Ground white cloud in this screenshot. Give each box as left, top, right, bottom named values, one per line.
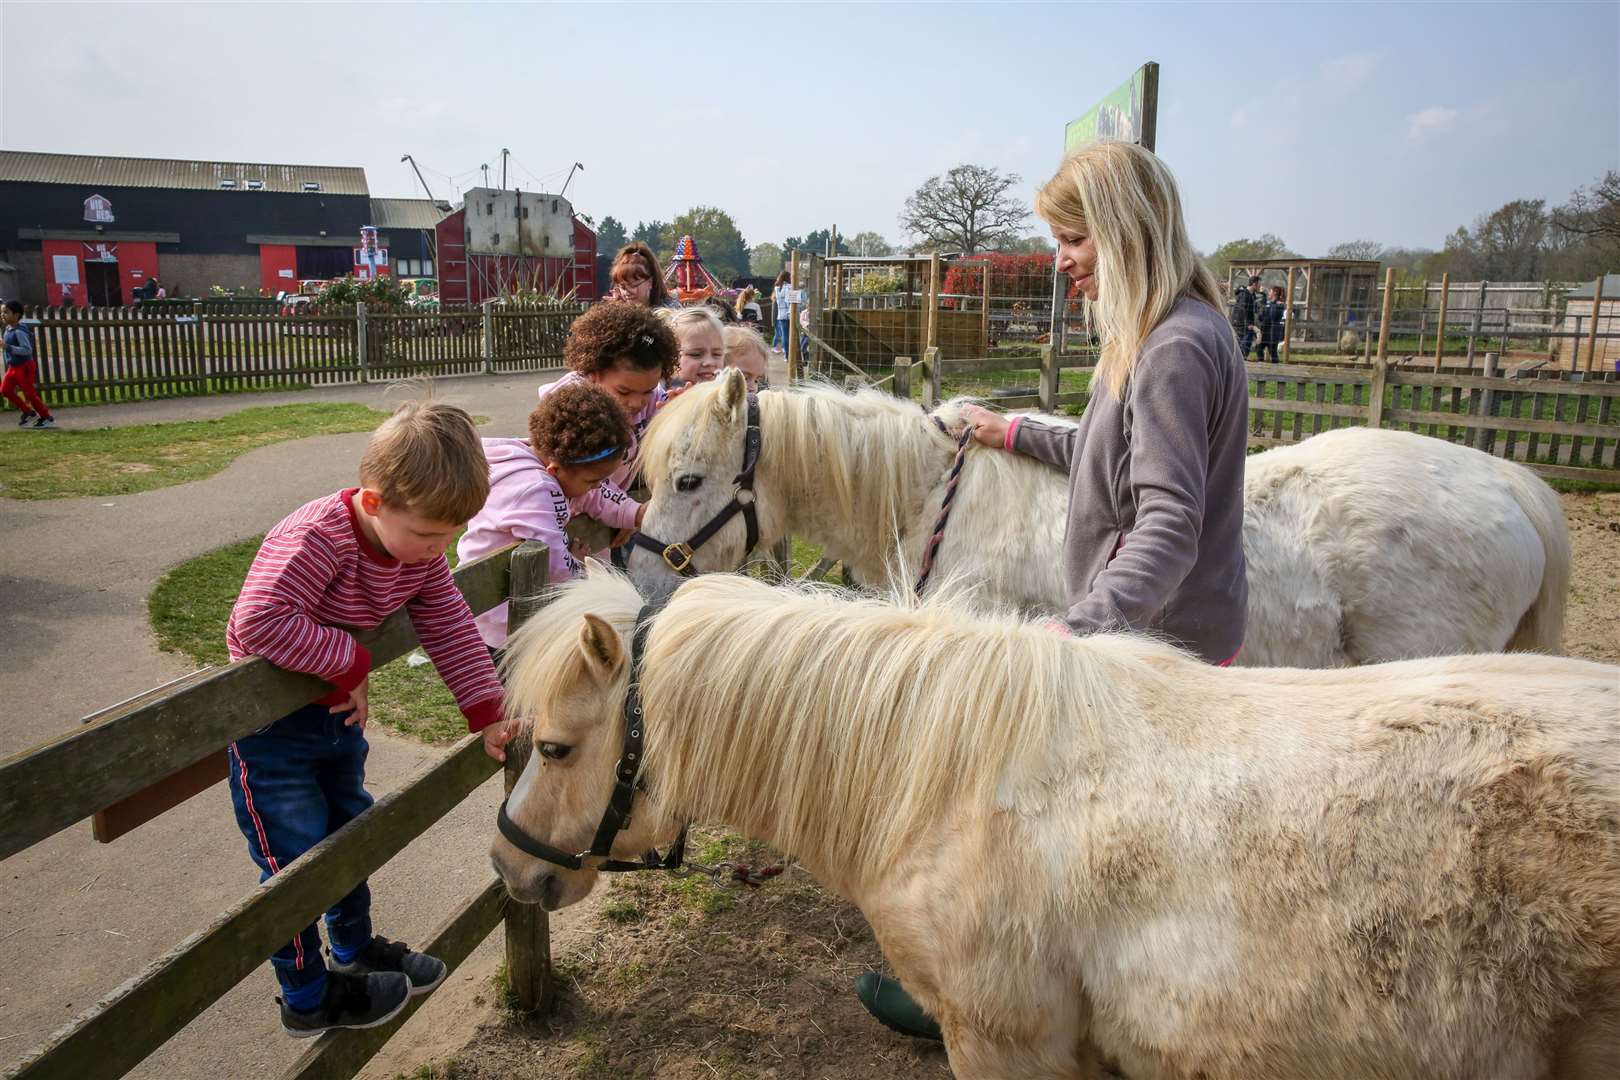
left=1406, top=105, right=1459, bottom=140
left=1319, top=51, right=1379, bottom=95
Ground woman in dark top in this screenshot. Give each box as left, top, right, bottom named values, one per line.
left=857, top=140, right=1251, bottom=1042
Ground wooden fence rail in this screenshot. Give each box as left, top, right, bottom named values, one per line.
left=10, top=302, right=585, bottom=409
left=0, top=542, right=555, bottom=1080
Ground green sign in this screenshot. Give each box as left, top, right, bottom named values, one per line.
left=1064, top=62, right=1159, bottom=152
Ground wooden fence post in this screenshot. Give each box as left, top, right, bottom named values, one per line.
left=1281, top=265, right=1297, bottom=362
left=1038, top=344, right=1058, bottom=412
left=481, top=300, right=496, bottom=375
left=926, top=252, right=941, bottom=351
left=190, top=300, right=206, bottom=388
left=502, top=542, right=553, bottom=1016
left=980, top=262, right=992, bottom=353
left=354, top=302, right=370, bottom=384
left=924, top=346, right=942, bottom=410
left=1416, top=278, right=1428, bottom=359
left=1582, top=275, right=1604, bottom=376
left=892, top=355, right=912, bottom=400
left=1375, top=266, right=1396, bottom=363
left=788, top=251, right=801, bottom=383
left=1466, top=279, right=1488, bottom=369
left=1472, top=352, right=1500, bottom=451
left=1366, top=357, right=1388, bottom=429
left=1433, top=272, right=1450, bottom=370
left=808, top=253, right=823, bottom=377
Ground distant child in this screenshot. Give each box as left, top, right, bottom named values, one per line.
left=225, top=398, right=513, bottom=1037
left=2, top=300, right=56, bottom=429
left=722, top=324, right=770, bottom=392
left=735, top=285, right=762, bottom=326
left=459, top=381, right=632, bottom=650
left=660, top=305, right=726, bottom=388
left=536, top=302, right=677, bottom=536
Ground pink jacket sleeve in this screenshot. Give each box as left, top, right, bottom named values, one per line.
left=503, top=479, right=585, bottom=583
left=572, top=479, right=641, bottom=531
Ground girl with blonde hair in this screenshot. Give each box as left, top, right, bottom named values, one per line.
left=657, top=305, right=727, bottom=387
left=859, top=141, right=1251, bottom=1041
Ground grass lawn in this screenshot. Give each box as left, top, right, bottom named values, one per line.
left=148, top=533, right=470, bottom=744
left=0, top=402, right=389, bottom=500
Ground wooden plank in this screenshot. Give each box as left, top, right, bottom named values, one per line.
left=1243, top=396, right=1366, bottom=419
left=1246, top=361, right=1373, bottom=382
left=503, top=542, right=553, bottom=1016
left=6, top=736, right=501, bottom=1080
left=0, top=547, right=514, bottom=863
left=278, top=880, right=507, bottom=1080
left=1384, top=407, right=1615, bottom=439
left=1521, top=461, right=1620, bottom=484
left=1386, top=369, right=1620, bottom=396
left=1366, top=359, right=1389, bottom=428
left=1583, top=276, right=1605, bottom=374
left=92, top=751, right=228, bottom=843
left=1376, top=267, right=1396, bottom=362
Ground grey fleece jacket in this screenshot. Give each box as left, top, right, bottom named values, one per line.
left=1012, top=296, right=1248, bottom=663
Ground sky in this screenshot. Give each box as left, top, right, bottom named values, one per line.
left=2, top=2, right=1616, bottom=259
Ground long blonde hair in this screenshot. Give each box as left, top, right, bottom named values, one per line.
left=1035, top=142, right=1222, bottom=399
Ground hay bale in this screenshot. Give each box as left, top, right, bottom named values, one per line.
left=1338, top=329, right=1362, bottom=354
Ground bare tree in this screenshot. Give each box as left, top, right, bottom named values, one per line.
left=900, top=165, right=1032, bottom=254
left=1552, top=170, right=1620, bottom=251
left=1325, top=239, right=1385, bottom=262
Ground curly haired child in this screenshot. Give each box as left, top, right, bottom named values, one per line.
left=459, top=381, right=633, bottom=649
left=535, top=302, right=677, bottom=540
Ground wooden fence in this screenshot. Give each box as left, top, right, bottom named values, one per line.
left=0, top=542, right=556, bottom=1080
left=12, top=302, right=585, bottom=409
left=852, top=346, right=1620, bottom=485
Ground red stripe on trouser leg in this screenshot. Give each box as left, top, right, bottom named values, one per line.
left=232, top=744, right=303, bottom=968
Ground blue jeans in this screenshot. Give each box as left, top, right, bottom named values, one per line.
left=228, top=704, right=374, bottom=1009
left=773, top=317, right=789, bottom=350
left=1237, top=328, right=1256, bottom=359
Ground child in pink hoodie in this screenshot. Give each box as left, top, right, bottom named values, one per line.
left=534, top=302, right=678, bottom=541
left=458, top=381, right=634, bottom=649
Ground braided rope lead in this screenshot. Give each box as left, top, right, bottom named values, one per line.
left=914, top=423, right=975, bottom=596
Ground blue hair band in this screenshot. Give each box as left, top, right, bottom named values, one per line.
left=567, top=445, right=620, bottom=465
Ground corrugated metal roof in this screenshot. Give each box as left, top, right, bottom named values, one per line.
left=1567, top=274, right=1620, bottom=299
left=0, top=151, right=369, bottom=195
left=370, top=197, right=448, bottom=230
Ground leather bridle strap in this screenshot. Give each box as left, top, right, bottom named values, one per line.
left=495, top=603, right=687, bottom=874
left=625, top=393, right=762, bottom=576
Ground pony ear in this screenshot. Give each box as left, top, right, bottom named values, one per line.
left=710, top=366, right=748, bottom=422
left=577, top=614, right=625, bottom=682
left=581, top=556, right=607, bottom=577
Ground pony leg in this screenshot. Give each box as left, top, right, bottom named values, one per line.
left=943, top=1024, right=1107, bottom=1080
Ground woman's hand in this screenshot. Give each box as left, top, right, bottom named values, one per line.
left=957, top=404, right=1011, bottom=449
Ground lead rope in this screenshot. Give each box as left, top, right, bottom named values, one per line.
left=914, top=422, right=975, bottom=596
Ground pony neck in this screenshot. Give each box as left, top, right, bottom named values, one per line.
left=636, top=579, right=1143, bottom=898
left=757, top=390, right=954, bottom=584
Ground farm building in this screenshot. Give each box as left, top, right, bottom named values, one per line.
left=0, top=151, right=375, bottom=304
left=370, top=197, right=452, bottom=280
left=1557, top=273, right=1620, bottom=370
left=435, top=187, right=597, bottom=305
left=1225, top=258, right=1382, bottom=337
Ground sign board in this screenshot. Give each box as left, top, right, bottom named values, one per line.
left=52, top=255, right=80, bottom=284
left=1064, top=62, right=1159, bottom=152
left=83, top=193, right=115, bottom=223
left=83, top=241, right=118, bottom=263
left=355, top=225, right=387, bottom=280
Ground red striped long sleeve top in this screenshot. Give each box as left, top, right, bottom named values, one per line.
left=227, top=489, right=505, bottom=732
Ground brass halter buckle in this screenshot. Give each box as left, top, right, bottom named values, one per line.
left=662, top=542, right=696, bottom=573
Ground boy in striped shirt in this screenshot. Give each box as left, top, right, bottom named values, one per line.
left=225, top=398, right=514, bottom=1037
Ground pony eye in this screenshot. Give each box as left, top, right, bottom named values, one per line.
left=538, top=742, right=572, bottom=761
left=675, top=474, right=704, bottom=492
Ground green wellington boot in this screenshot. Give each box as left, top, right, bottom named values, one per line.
left=854, top=972, right=943, bottom=1042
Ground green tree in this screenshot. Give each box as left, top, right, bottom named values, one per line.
left=899, top=164, right=1032, bottom=254
left=845, top=231, right=892, bottom=257
left=1443, top=199, right=1548, bottom=280
left=660, top=206, right=751, bottom=283
left=1205, top=234, right=1296, bottom=281
left=631, top=220, right=669, bottom=255
left=999, top=235, right=1055, bottom=254
left=1325, top=239, right=1385, bottom=262
left=797, top=229, right=850, bottom=257
left=596, top=216, right=628, bottom=254
left=749, top=242, right=785, bottom=277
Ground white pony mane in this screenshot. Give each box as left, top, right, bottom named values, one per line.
left=504, top=568, right=1183, bottom=888
left=640, top=380, right=958, bottom=581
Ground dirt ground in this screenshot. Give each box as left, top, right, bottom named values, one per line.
left=373, top=494, right=1619, bottom=1080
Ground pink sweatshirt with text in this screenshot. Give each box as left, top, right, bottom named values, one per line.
left=535, top=371, right=665, bottom=529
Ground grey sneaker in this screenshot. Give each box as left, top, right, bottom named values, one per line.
left=278, top=969, right=409, bottom=1038
left=30, top=416, right=56, bottom=429
left=16, top=410, right=35, bottom=427
left=329, top=935, right=447, bottom=996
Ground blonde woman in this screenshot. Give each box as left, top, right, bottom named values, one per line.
left=857, top=141, right=1250, bottom=1042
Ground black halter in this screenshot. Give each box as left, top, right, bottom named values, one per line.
left=624, top=393, right=762, bottom=576
left=495, top=604, right=687, bottom=874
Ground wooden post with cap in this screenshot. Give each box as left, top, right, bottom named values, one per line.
left=788, top=251, right=801, bottom=383
left=502, top=541, right=553, bottom=1015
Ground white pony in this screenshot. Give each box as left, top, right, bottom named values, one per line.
left=629, top=370, right=1569, bottom=667
left=492, top=569, right=1620, bottom=1079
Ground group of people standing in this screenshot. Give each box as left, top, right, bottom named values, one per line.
left=1230, top=274, right=1287, bottom=361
